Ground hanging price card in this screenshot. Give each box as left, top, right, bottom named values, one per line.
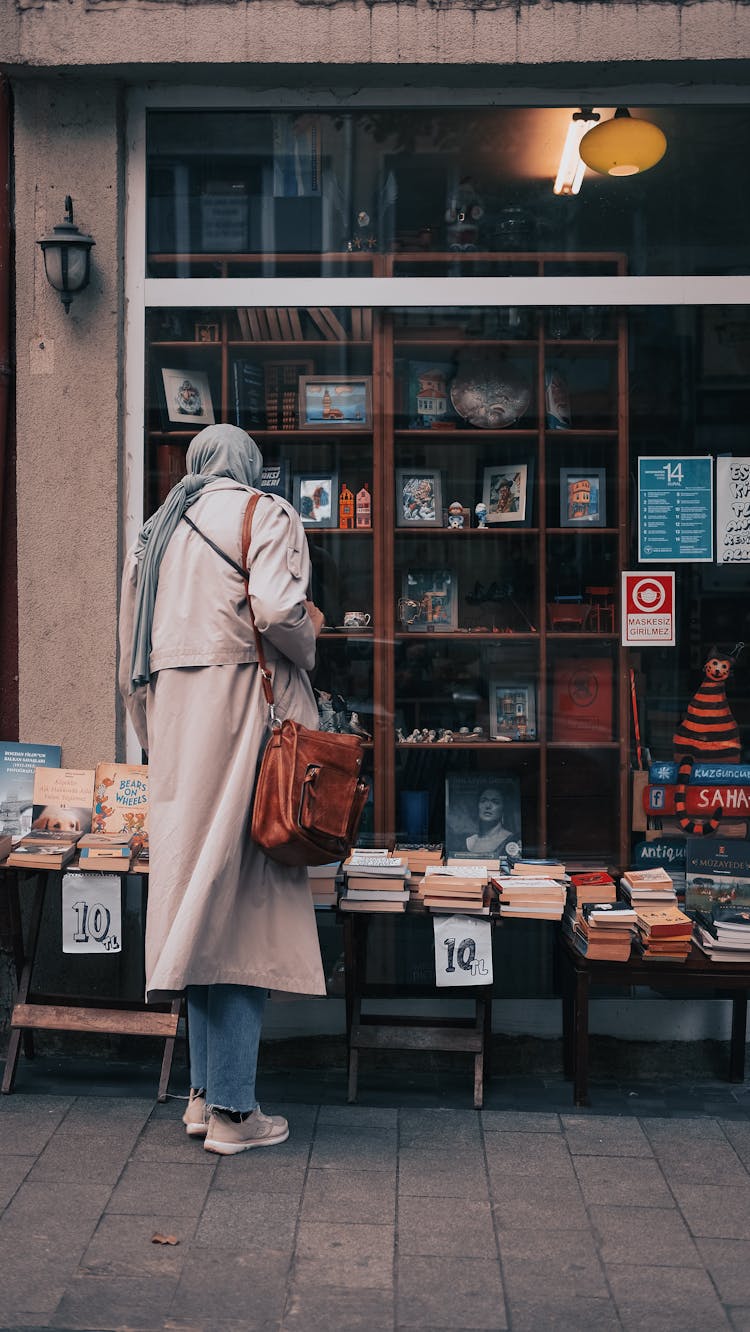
left=433, top=915, right=493, bottom=987
left=62, top=872, right=122, bottom=954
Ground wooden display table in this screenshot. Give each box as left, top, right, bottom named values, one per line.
left=0, top=865, right=180, bottom=1099
left=341, top=905, right=494, bottom=1109
left=559, top=931, right=750, bottom=1107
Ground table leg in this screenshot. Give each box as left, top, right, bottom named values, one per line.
left=561, top=950, right=574, bottom=1081
left=573, top=967, right=590, bottom=1108
left=2, top=875, right=46, bottom=1095
left=730, top=991, right=748, bottom=1084
left=483, top=988, right=493, bottom=1085
left=157, top=997, right=183, bottom=1102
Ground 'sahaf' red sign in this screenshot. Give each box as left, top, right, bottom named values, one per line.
left=621, top=571, right=675, bottom=646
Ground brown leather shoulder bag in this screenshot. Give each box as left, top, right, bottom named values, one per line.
left=199, top=491, right=367, bottom=867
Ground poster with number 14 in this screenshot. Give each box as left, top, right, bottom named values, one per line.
left=638, top=456, right=713, bottom=563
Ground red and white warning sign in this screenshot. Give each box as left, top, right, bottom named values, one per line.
left=621, top=571, right=675, bottom=646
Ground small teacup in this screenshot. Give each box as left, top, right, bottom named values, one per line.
left=343, top=611, right=371, bottom=629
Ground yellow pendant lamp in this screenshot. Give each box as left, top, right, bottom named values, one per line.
left=579, top=108, right=667, bottom=177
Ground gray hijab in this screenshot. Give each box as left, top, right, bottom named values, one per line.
left=129, top=423, right=263, bottom=691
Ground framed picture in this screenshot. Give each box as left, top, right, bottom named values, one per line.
left=160, top=367, right=215, bottom=427
left=559, top=467, right=606, bottom=527
left=293, top=472, right=339, bottom=527
left=444, top=772, right=522, bottom=861
left=400, top=569, right=457, bottom=632
left=396, top=468, right=443, bottom=527
left=488, top=681, right=537, bottom=741
left=195, top=321, right=220, bottom=343
left=298, top=375, right=372, bottom=430
left=482, top=463, right=528, bottom=524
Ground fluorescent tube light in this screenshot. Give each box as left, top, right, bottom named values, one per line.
left=553, top=109, right=601, bottom=196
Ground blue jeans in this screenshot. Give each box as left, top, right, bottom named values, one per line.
left=186, top=983, right=267, bottom=1113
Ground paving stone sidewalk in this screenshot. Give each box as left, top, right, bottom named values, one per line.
left=3, top=1081, right=750, bottom=1331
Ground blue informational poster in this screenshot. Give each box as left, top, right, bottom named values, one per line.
left=638, top=456, right=713, bottom=563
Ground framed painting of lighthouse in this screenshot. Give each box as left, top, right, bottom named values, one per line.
left=559, top=467, right=606, bottom=528
left=298, top=375, right=372, bottom=430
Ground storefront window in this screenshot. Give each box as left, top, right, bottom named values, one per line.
left=144, top=299, right=750, bottom=874
left=146, top=106, right=750, bottom=277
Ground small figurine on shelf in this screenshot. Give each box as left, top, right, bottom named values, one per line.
left=356, top=483, right=372, bottom=529
left=346, top=209, right=377, bottom=252
left=475, top=501, right=488, bottom=529
left=436, top=729, right=454, bottom=743
left=315, top=690, right=337, bottom=732
left=339, top=483, right=355, bottom=529
left=447, top=501, right=466, bottom=529
left=445, top=177, right=484, bottom=251
left=347, top=712, right=372, bottom=741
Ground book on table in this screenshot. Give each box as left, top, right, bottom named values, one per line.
left=339, top=897, right=407, bottom=913
left=0, top=831, right=12, bottom=862
left=511, top=857, right=567, bottom=879
left=28, top=767, right=96, bottom=836
left=0, top=741, right=61, bottom=838
left=91, top=762, right=148, bottom=843
left=6, top=832, right=81, bottom=870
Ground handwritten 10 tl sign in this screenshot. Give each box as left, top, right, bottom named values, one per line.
left=433, top=915, right=493, bottom=987
left=716, top=458, right=750, bottom=564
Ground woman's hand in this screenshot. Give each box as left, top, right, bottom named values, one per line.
left=304, top=600, right=325, bottom=638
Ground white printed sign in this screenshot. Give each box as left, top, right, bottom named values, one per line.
left=62, top=872, right=122, bottom=954
left=433, top=915, right=493, bottom=987
left=716, top=457, right=750, bottom=564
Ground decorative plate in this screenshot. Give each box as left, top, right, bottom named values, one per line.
left=450, top=356, right=531, bottom=429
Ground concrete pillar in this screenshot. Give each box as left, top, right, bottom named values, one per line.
left=13, top=77, right=123, bottom=768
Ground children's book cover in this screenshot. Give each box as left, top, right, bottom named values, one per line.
left=91, top=763, right=149, bottom=841
left=0, top=742, right=62, bottom=836
left=30, top=768, right=95, bottom=834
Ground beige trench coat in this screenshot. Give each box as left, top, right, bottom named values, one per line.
left=118, top=480, right=326, bottom=1001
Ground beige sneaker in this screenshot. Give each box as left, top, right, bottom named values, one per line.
left=203, top=1106, right=289, bottom=1155
left=182, top=1089, right=209, bottom=1139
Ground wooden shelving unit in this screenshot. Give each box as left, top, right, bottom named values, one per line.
left=145, top=249, right=630, bottom=866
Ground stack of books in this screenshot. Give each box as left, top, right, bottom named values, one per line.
left=619, top=867, right=676, bottom=906
left=7, top=830, right=82, bottom=870
left=568, top=870, right=617, bottom=908
left=694, top=908, right=750, bottom=962
left=635, top=904, right=693, bottom=961
left=307, top=861, right=341, bottom=909
left=492, top=875, right=567, bottom=920
left=394, top=844, right=444, bottom=892
left=562, top=900, right=637, bottom=960
left=511, top=856, right=567, bottom=880
left=339, top=850, right=410, bottom=913
left=419, top=864, right=492, bottom=915
left=76, top=832, right=139, bottom=873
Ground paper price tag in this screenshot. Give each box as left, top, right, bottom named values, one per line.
left=62, top=872, right=122, bottom=954
left=433, top=915, right=493, bottom=987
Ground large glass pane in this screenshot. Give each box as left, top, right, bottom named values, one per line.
left=147, top=106, right=750, bottom=277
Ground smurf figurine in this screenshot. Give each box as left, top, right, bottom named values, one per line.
left=475, top=501, right=488, bottom=529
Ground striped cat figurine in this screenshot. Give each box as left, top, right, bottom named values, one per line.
left=672, top=644, right=744, bottom=834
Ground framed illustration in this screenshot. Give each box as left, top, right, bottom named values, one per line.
left=444, top=772, right=522, bottom=861
left=160, top=367, right=215, bottom=427
left=489, top=682, right=537, bottom=741
left=482, top=463, right=528, bottom=524
left=559, top=467, right=606, bottom=527
left=400, top=569, right=457, bottom=632
left=396, top=469, right=443, bottom=527
left=298, top=376, right=372, bottom=430
left=293, top=471, right=339, bottom=527
left=195, top=321, right=220, bottom=343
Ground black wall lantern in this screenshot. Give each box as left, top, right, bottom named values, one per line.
left=37, top=195, right=95, bottom=313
